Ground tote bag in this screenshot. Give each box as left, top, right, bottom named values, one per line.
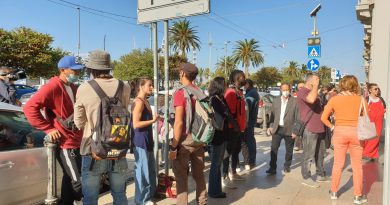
left=357, top=97, right=377, bottom=140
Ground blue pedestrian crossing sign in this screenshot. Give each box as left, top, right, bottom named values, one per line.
left=308, top=45, right=321, bottom=58
left=307, top=59, right=320, bottom=71
left=336, top=70, right=341, bottom=79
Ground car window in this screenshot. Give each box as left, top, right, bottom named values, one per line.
left=0, top=110, right=45, bottom=151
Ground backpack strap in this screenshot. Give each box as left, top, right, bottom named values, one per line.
left=183, top=85, right=207, bottom=101
left=114, top=81, right=124, bottom=99
left=88, top=80, right=108, bottom=99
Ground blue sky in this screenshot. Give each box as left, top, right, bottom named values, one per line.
left=1, top=0, right=365, bottom=81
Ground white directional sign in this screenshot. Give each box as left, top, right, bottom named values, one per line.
left=137, top=0, right=210, bottom=24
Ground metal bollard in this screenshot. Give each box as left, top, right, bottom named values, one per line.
left=262, top=107, right=267, bottom=135
left=45, top=137, right=58, bottom=205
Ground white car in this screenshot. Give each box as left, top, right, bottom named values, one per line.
left=0, top=102, right=62, bottom=205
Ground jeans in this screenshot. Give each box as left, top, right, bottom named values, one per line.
left=269, top=127, right=295, bottom=170
left=134, top=147, right=156, bottom=205
left=301, top=129, right=326, bottom=179
left=81, top=156, right=128, bottom=205
left=245, top=123, right=257, bottom=165
left=208, top=142, right=227, bottom=196
left=223, top=130, right=242, bottom=176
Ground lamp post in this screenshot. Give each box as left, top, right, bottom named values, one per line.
left=224, top=41, right=231, bottom=76
left=77, top=7, right=80, bottom=57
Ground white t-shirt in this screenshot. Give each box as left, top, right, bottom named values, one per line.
left=64, top=85, right=74, bottom=104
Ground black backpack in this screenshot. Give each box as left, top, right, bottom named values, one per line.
left=88, top=80, right=131, bottom=160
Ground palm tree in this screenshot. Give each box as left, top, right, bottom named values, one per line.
left=232, top=39, right=264, bottom=77
left=204, top=67, right=211, bottom=82
left=300, top=64, right=308, bottom=80
left=284, top=61, right=300, bottom=79
left=169, top=19, right=201, bottom=57
left=216, top=56, right=237, bottom=78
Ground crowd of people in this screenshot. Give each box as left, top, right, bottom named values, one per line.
left=0, top=50, right=386, bottom=205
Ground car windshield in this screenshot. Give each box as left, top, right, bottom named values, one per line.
left=0, top=110, right=45, bottom=151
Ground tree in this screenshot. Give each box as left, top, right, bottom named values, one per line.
left=204, top=67, right=211, bottom=82
left=112, top=49, right=153, bottom=81
left=318, top=65, right=332, bottom=86
left=281, top=61, right=301, bottom=84
left=0, top=27, right=69, bottom=78
left=158, top=54, right=188, bottom=88
left=215, top=56, right=237, bottom=79
left=169, top=19, right=201, bottom=57
left=251, top=67, right=282, bottom=89
left=198, top=68, right=204, bottom=84
left=300, top=64, right=308, bottom=80
left=232, top=38, right=264, bottom=77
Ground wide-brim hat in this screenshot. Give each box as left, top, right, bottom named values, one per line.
left=85, top=50, right=112, bottom=70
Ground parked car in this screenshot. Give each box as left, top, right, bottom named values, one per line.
left=0, top=102, right=62, bottom=205
left=19, top=92, right=36, bottom=106
left=14, top=84, right=37, bottom=99
left=269, top=87, right=281, bottom=97
left=257, top=93, right=274, bottom=128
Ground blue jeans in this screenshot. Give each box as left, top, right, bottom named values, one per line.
left=134, top=147, right=156, bottom=205
left=246, top=123, right=257, bottom=165
left=208, top=142, right=227, bottom=196
left=81, top=156, right=128, bottom=205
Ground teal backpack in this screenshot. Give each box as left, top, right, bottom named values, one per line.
left=170, top=86, right=216, bottom=144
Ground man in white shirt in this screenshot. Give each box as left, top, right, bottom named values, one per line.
left=266, top=83, right=300, bottom=175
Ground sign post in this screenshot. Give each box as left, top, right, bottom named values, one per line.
left=137, top=0, right=210, bottom=176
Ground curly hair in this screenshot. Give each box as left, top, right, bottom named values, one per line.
left=339, top=75, right=360, bottom=94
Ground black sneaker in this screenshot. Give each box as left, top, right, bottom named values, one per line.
left=266, top=168, right=276, bottom=175
left=209, top=192, right=227, bottom=198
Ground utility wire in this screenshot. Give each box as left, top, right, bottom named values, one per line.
left=46, top=0, right=143, bottom=27
left=57, top=0, right=137, bottom=20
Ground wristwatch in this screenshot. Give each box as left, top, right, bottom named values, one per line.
left=169, top=145, right=177, bottom=151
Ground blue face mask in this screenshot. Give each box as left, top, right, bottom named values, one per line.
left=66, top=74, right=78, bottom=83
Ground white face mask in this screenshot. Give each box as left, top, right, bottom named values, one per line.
left=282, top=91, right=290, bottom=97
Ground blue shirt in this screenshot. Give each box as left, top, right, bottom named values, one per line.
left=131, top=105, right=154, bottom=151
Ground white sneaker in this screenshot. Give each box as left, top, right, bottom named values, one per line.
left=236, top=168, right=241, bottom=173
left=74, top=200, right=83, bottom=205
left=145, top=201, right=155, bottom=205
left=245, top=165, right=251, bottom=171
left=231, top=173, right=245, bottom=181
left=222, top=177, right=237, bottom=189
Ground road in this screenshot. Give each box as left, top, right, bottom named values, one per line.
left=99, top=128, right=383, bottom=205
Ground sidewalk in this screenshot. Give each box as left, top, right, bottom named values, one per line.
left=99, top=128, right=383, bottom=205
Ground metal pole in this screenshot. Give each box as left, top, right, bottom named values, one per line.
left=224, top=42, right=227, bottom=76
left=313, top=15, right=317, bottom=37
left=45, top=140, right=58, bottom=205
left=150, top=24, right=152, bottom=50
left=163, top=20, right=170, bottom=174
left=103, top=34, right=106, bottom=51
left=152, top=22, right=159, bottom=178
left=77, top=7, right=80, bottom=56
left=383, top=25, right=390, bottom=205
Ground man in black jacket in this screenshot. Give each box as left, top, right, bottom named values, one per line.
left=0, top=66, right=17, bottom=105
left=266, top=83, right=300, bottom=174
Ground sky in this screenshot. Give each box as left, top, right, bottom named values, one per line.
left=0, top=0, right=365, bottom=81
